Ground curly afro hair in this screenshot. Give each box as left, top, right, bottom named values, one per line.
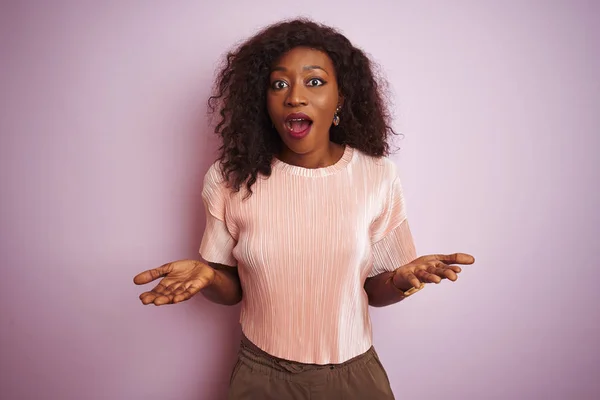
left=208, top=18, right=397, bottom=196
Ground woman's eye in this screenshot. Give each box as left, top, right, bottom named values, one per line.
left=272, top=80, right=288, bottom=90
left=307, top=78, right=324, bottom=87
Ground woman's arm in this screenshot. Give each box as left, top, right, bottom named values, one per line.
left=365, top=253, right=475, bottom=308
left=201, top=262, right=243, bottom=306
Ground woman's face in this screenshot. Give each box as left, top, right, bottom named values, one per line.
left=267, top=46, right=341, bottom=157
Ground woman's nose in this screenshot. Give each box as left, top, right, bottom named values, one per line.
left=285, top=83, right=308, bottom=107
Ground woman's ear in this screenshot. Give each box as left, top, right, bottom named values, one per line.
left=337, top=95, right=345, bottom=109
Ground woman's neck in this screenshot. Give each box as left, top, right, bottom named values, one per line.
left=277, top=142, right=345, bottom=169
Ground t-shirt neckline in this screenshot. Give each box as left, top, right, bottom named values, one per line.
left=272, top=146, right=354, bottom=177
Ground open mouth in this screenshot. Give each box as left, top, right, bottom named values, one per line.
left=284, top=113, right=313, bottom=138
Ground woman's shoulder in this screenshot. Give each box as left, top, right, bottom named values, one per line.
left=352, top=148, right=399, bottom=181
left=202, top=160, right=230, bottom=193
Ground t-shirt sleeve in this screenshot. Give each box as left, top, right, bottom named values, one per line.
left=198, top=164, right=237, bottom=267
left=368, top=174, right=417, bottom=277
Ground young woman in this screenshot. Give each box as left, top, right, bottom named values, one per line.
left=133, top=18, right=475, bottom=399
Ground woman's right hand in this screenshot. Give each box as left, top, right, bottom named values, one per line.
left=133, top=260, right=215, bottom=306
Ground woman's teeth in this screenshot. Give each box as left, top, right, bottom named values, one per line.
left=286, top=119, right=312, bottom=130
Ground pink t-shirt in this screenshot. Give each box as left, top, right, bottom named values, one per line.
left=199, top=146, right=416, bottom=364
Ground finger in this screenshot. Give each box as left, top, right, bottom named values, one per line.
left=173, top=285, right=203, bottom=304
left=139, top=282, right=171, bottom=304
left=172, top=285, right=187, bottom=295
left=419, top=253, right=475, bottom=265
left=173, top=291, right=191, bottom=304
left=433, top=262, right=461, bottom=281
left=152, top=282, right=169, bottom=295
left=153, top=295, right=173, bottom=306
left=164, top=282, right=182, bottom=295
left=399, top=273, right=422, bottom=290
left=423, top=264, right=456, bottom=282
left=439, top=268, right=458, bottom=281
left=415, top=270, right=442, bottom=284
left=173, top=290, right=195, bottom=303
left=133, top=262, right=175, bottom=285
left=139, top=292, right=157, bottom=305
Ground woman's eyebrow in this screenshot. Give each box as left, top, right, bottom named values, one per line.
left=271, top=65, right=329, bottom=75
left=303, top=65, right=328, bottom=74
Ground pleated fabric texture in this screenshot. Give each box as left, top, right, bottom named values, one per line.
left=200, top=146, right=416, bottom=364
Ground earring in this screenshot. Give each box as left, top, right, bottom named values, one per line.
left=333, top=107, right=341, bottom=126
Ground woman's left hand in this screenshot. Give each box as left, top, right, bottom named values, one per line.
left=393, top=253, right=475, bottom=291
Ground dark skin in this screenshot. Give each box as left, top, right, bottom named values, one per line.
left=267, top=46, right=345, bottom=168
left=134, top=260, right=241, bottom=306
left=133, top=47, right=475, bottom=306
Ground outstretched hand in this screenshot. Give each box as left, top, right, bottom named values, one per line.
left=393, top=253, right=475, bottom=290
left=133, top=260, right=215, bottom=306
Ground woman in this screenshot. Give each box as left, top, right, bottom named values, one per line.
left=133, top=18, right=474, bottom=399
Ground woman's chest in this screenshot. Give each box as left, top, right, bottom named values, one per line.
left=227, top=179, right=382, bottom=273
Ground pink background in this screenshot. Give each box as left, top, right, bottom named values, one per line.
left=1, top=1, right=598, bottom=399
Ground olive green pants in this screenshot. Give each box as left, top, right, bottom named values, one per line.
left=228, top=336, right=395, bottom=400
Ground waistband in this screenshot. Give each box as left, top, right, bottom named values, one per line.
left=238, top=334, right=378, bottom=384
